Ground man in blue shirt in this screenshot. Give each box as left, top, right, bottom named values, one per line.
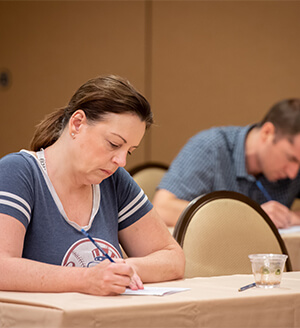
left=153, top=99, right=300, bottom=228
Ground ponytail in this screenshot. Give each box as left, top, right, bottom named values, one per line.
left=30, top=107, right=66, bottom=151
left=30, top=75, right=152, bottom=151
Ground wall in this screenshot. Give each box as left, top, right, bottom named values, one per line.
left=1, top=1, right=300, bottom=170
left=151, top=1, right=300, bottom=163
left=0, top=1, right=148, bottom=168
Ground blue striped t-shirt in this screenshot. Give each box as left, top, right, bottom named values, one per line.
left=0, top=150, right=152, bottom=267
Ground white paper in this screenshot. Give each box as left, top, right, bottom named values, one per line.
left=122, top=286, right=190, bottom=296
left=279, top=225, right=300, bottom=234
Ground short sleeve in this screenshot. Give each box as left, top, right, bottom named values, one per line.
left=159, top=132, right=217, bottom=201
left=0, top=153, right=34, bottom=228
left=113, top=168, right=153, bottom=230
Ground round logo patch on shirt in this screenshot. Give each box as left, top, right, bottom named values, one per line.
left=61, top=238, right=121, bottom=267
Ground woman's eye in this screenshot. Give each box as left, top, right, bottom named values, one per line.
left=109, top=142, right=119, bottom=149
left=127, top=151, right=132, bottom=156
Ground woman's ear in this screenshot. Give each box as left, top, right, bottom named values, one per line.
left=69, top=110, right=86, bottom=136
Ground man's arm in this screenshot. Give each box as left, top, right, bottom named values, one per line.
left=152, top=189, right=189, bottom=227
left=261, top=201, right=300, bottom=228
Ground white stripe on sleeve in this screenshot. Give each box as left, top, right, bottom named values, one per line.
left=118, top=194, right=148, bottom=224
left=0, top=191, right=31, bottom=212
left=0, top=199, right=31, bottom=223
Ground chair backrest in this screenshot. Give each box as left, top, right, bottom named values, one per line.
left=173, top=190, right=292, bottom=278
left=129, top=162, right=169, bottom=202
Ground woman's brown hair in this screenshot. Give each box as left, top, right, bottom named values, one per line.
left=30, top=75, right=153, bottom=151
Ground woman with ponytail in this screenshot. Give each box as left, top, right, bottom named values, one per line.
left=0, top=75, right=185, bottom=296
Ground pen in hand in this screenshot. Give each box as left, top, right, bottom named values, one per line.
left=256, top=180, right=272, bottom=202
left=80, top=228, right=142, bottom=290
left=80, top=228, right=115, bottom=263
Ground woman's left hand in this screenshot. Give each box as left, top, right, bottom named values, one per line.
left=128, top=273, right=144, bottom=290
left=126, top=262, right=144, bottom=290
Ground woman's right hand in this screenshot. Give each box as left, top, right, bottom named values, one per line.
left=82, top=258, right=137, bottom=296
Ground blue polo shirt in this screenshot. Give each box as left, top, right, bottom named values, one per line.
left=159, top=125, right=300, bottom=207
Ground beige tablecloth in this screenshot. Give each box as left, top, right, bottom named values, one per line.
left=1, top=272, right=300, bottom=328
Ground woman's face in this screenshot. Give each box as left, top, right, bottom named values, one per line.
left=71, top=111, right=146, bottom=185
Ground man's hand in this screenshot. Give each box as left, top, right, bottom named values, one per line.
left=261, top=201, right=294, bottom=229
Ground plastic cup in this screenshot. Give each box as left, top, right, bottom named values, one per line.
left=248, top=254, right=288, bottom=288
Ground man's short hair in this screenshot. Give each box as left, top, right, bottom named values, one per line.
left=259, top=99, right=300, bottom=137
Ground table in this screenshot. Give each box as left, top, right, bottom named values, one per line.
left=1, top=272, right=300, bottom=328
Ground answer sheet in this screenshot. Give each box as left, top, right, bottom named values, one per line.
left=122, top=286, right=190, bottom=296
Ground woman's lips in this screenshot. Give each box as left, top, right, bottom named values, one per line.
left=101, top=169, right=113, bottom=175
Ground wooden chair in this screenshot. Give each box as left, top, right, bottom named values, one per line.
left=173, top=190, right=292, bottom=278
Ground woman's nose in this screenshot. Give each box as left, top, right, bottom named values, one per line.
left=112, top=151, right=127, bottom=168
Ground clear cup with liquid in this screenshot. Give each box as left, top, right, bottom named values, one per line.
left=248, top=254, right=288, bottom=288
